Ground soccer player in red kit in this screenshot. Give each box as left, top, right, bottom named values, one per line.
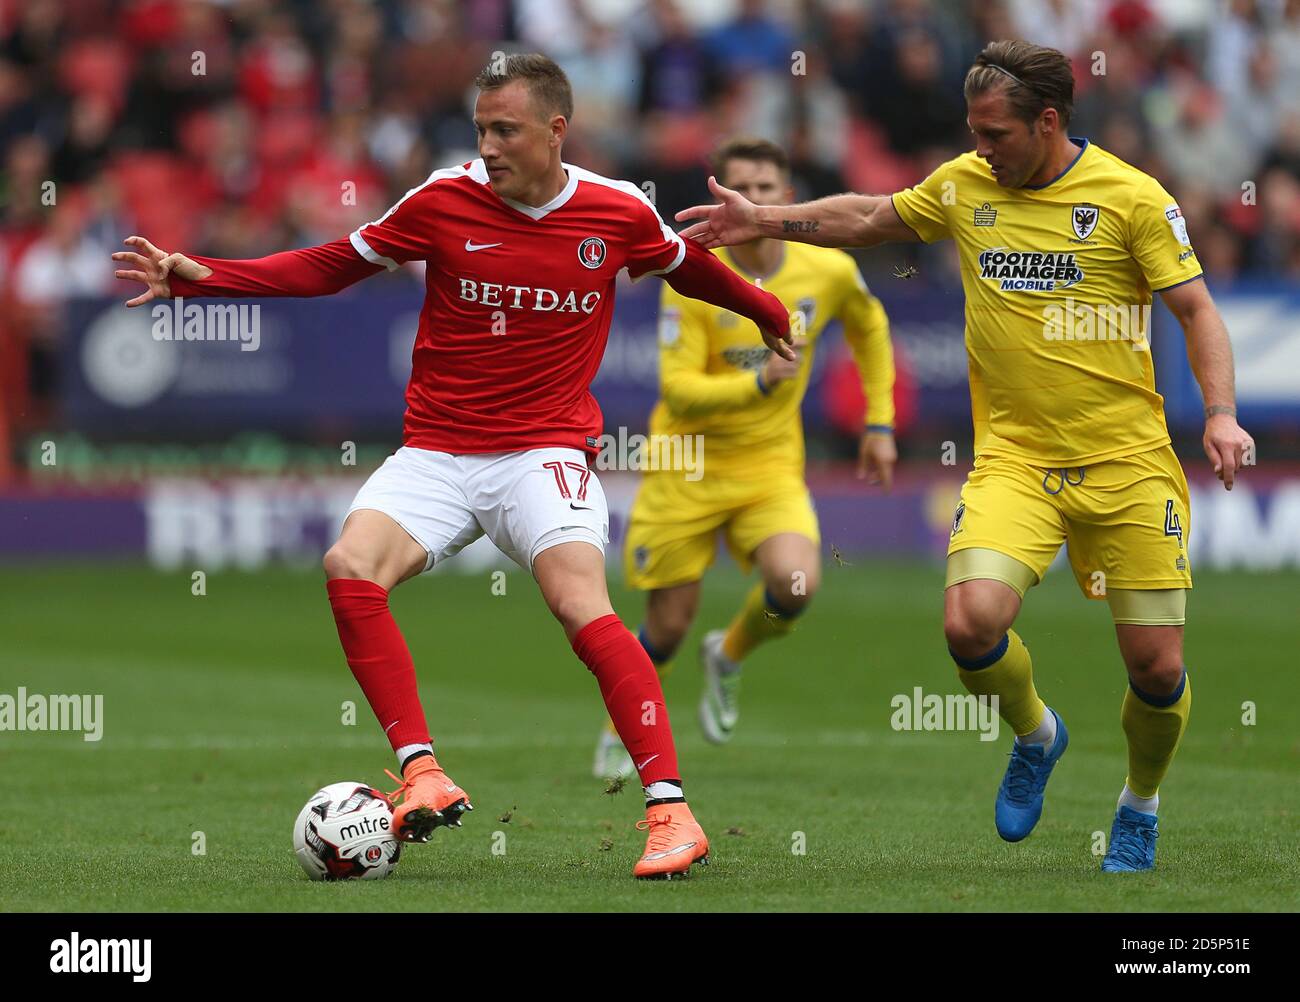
left=113, top=54, right=792, bottom=879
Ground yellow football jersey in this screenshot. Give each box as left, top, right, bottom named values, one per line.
left=651, top=242, right=894, bottom=476
left=892, top=139, right=1202, bottom=466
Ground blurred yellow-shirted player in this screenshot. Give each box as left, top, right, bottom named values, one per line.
left=674, top=42, right=1256, bottom=872
left=594, top=138, right=897, bottom=777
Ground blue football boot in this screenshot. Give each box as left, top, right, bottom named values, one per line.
left=1101, top=805, right=1159, bottom=872
left=995, top=708, right=1069, bottom=842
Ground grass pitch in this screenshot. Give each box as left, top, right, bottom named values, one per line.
left=0, top=558, right=1295, bottom=912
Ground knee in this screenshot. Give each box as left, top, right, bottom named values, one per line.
left=943, top=602, right=1006, bottom=660
left=323, top=541, right=375, bottom=582
left=1126, top=651, right=1185, bottom=697
left=543, top=579, right=583, bottom=630
left=548, top=583, right=615, bottom=639
left=766, top=565, right=819, bottom=613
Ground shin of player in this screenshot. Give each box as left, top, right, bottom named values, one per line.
left=536, top=540, right=709, bottom=879
left=324, top=510, right=472, bottom=844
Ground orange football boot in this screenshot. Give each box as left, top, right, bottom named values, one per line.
left=383, top=755, right=472, bottom=843
left=632, top=802, right=710, bottom=879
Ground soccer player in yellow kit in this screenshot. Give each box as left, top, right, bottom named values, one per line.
left=594, top=138, right=897, bottom=778
left=677, top=41, right=1255, bottom=872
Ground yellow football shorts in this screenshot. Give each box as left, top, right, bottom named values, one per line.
left=946, top=444, right=1192, bottom=623
left=624, top=469, right=820, bottom=590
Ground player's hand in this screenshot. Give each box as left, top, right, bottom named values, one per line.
left=675, top=176, right=761, bottom=248
left=1203, top=412, right=1253, bottom=490
left=857, top=429, right=897, bottom=490
left=749, top=282, right=796, bottom=361
left=112, top=236, right=212, bottom=307
left=762, top=338, right=805, bottom=387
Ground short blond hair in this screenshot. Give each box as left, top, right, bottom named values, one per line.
left=474, top=53, right=573, bottom=122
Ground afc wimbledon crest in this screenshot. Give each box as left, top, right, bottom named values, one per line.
left=578, top=236, right=607, bottom=269
left=1071, top=204, right=1100, bottom=240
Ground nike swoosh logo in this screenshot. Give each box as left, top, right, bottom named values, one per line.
left=465, top=239, right=502, bottom=252
left=569, top=503, right=592, bottom=511
left=644, top=842, right=697, bottom=861
left=635, top=753, right=659, bottom=770
left=384, top=720, right=400, bottom=734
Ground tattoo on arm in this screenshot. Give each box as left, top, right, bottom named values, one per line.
left=1205, top=404, right=1237, bottom=419
left=782, top=219, right=820, bottom=233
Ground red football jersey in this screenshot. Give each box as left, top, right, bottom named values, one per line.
left=349, top=159, right=685, bottom=455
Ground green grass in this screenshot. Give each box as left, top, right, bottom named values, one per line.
left=0, top=559, right=1295, bottom=911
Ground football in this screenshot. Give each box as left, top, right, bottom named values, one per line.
left=292, top=782, right=401, bottom=881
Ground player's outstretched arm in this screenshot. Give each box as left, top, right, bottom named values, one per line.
left=112, top=235, right=383, bottom=306
left=1161, top=277, right=1255, bottom=490
left=662, top=238, right=796, bottom=360
left=111, top=236, right=213, bottom=306
left=675, top=176, right=918, bottom=250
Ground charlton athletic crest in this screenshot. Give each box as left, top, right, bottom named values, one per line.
left=578, top=236, right=607, bottom=269
left=1071, top=204, right=1100, bottom=240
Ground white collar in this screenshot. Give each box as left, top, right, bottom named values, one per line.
left=496, top=162, right=580, bottom=220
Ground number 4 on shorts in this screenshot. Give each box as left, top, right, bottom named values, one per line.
left=1163, top=499, right=1183, bottom=544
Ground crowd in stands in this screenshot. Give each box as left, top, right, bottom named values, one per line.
left=2, top=0, right=1298, bottom=448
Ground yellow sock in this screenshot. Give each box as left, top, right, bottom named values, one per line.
left=954, top=629, right=1046, bottom=736
left=1122, top=670, right=1191, bottom=798
left=721, top=582, right=799, bottom=662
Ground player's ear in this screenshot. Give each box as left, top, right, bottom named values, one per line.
left=550, top=115, right=567, bottom=148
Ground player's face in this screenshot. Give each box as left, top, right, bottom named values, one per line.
left=474, top=81, right=562, bottom=200
left=719, top=159, right=794, bottom=209
left=966, top=90, right=1048, bottom=188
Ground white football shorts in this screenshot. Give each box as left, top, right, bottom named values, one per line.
left=346, top=446, right=609, bottom=573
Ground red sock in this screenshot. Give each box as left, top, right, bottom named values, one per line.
left=326, top=578, right=430, bottom=752
left=572, top=613, right=681, bottom=787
